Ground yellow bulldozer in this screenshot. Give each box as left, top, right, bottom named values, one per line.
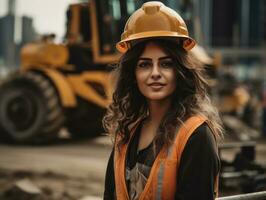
left=0, top=0, right=129, bottom=142
left=0, top=0, right=217, bottom=143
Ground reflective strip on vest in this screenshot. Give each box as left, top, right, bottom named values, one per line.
left=156, top=161, right=164, bottom=200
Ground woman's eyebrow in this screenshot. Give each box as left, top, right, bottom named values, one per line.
left=138, top=57, right=152, bottom=61
left=138, top=56, right=172, bottom=61
left=159, top=56, right=172, bottom=60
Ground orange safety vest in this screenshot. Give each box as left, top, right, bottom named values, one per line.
left=114, top=115, right=219, bottom=200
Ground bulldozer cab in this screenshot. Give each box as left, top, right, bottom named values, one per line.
left=65, top=0, right=180, bottom=65
left=65, top=0, right=128, bottom=65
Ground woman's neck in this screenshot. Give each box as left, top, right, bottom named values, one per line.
left=137, top=99, right=171, bottom=150
left=147, top=99, right=171, bottom=124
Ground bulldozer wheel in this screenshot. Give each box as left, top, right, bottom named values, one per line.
left=0, top=72, right=64, bottom=143
left=66, top=98, right=105, bottom=138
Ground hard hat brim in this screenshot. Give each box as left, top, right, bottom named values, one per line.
left=116, top=31, right=196, bottom=53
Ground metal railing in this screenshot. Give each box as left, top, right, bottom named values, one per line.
left=217, top=191, right=266, bottom=200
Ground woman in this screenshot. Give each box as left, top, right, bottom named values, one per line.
left=103, top=2, right=223, bottom=200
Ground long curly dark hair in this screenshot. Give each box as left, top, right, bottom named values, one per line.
left=103, top=39, right=223, bottom=149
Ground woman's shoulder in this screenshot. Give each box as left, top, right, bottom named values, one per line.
left=180, top=122, right=220, bottom=167
left=187, top=122, right=217, bottom=149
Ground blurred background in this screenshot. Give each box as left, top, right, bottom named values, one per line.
left=0, top=0, right=265, bottom=199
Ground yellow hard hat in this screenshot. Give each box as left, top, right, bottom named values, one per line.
left=116, top=1, right=196, bottom=53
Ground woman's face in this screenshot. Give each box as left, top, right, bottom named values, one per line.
left=135, top=42, right=177, bottom=102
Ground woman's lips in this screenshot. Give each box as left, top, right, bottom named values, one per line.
left=148, top=83, right=166, bottom=89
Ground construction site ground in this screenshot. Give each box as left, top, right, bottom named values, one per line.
left=0, top=134, right=266, bottom=199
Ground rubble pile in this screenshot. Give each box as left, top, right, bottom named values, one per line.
left=0, top=169, right=102, bottom=200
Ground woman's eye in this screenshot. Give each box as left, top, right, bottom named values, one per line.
left=160, top=60, right=175, bottom=68
left=137, top=61, right=152, bottom=68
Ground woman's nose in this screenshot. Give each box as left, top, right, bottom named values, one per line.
left=151, top=65, right=161, bottom=79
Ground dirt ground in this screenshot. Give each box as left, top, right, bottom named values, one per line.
left=0, top=169, right=102, bottom=199
left=0, top=136, right=112, bottom=200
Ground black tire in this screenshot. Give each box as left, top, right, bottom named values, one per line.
left=0, top=72, right=64, bottom=143
left=66, top=98, right=105, bottom=138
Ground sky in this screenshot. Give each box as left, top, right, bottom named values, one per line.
left=0, top=0, right=82, bottom=40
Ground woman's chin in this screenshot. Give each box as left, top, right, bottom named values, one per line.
left=144, top=94, right=171, bottom=102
